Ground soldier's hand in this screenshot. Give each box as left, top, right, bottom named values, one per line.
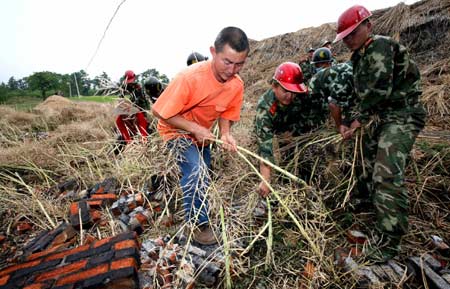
left=258, top=181, right=271, bottom=198
left=339, top=125, right=350, bottom=139
left=343, top=120, right=361, bottom=139
left=350, top=119, right=361, bottom=130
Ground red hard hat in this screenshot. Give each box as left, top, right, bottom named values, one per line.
left=273, top=62, right=307, bottom=93
left=334, top=5, right=372, bottom=43
left=124, top=70, right=136, bottom=84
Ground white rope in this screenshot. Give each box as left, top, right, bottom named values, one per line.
left=85, top=0, right=127, bottom=70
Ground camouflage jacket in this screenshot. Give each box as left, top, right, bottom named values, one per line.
left=255, top=89, right=328, bottom=162
left=309, top=61, right=356, bottom=122
left=126, top=84, right=150, bottom=111
left=299, top=60, right=315, bottom=83
left=351, top=35, right=426, bottom=124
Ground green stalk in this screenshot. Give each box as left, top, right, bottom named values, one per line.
left=236, top=151, right=321, bottom=257
left=213, top=139, right=308, bottom=187
left=219, top=205, right=232, bottom=289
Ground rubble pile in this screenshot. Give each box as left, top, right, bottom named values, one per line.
left=139, top=236, right=226, bottom=288
left=336, top=230, right=450, bottom=288
left=0, top=176, right=231, bottom=289
left=0, top=231, right=140, bottom=289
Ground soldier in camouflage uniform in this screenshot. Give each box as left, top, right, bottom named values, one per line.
left=255, top=62, right=328, bottom=197
left=122, top=70, right=151, bottom=111
left=299, top=47, right=316, bottom=84
left=308, top=47, right=356, bottom=136
left=321, top=40, right=338, bottom=65
left=335, top=5, right=426, bottom=261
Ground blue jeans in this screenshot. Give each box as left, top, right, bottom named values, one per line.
left=169, top=138, right=211, bottom=225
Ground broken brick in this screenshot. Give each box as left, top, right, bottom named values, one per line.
left=23, top=223, right=72, bottom=257
left=91, top=193, right=117, bottom=205
left=49, top=225, right=77, bottom=248
left=111, top=258, right=138, bottom=271
left=88, top=177, right=119, bottom=196
left=0, top=232, right=140, bottom=289
left=27, top=243, right=72, bottom=262
left=86, top=199, right=104, bottom=209
left=92, top=232, right=137, bottom=249
left=0, top=259, right=41, bottom=278
left=69, top=201, right=92, bottom=229
left=114, top=240, right=138, bottom=251
left=12, top=259, right=60, bottom=279
left=23, top=283, right=52, bottom=289
left=90, top=210, right=102, bottom=222
left=55, top=263, right=109, bottom=286
left=35, top=259, right=88, bottom=282
left=45, top=244, right=90, bottom=262
left=87, top=251, right=115, bottom=267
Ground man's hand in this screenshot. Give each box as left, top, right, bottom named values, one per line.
left=193, top=125, right=215, bottom=145
left=258, top=181, right=271, bottom=198
left=220, top=133, right=237, bottom=152
left=343, top=120, right=361, bottom=140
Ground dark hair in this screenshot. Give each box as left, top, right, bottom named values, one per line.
left=214, top=26, right=249, bottom=53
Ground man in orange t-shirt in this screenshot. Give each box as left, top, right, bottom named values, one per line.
left=152, top=27, right=249, bottom=245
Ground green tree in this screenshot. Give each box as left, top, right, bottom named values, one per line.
left=92, top=72, right=111, bottom=94
left=139, top=69, right=169, bottom=84
left=26, top=71, right=61, bottom=99
left=69, top=70, right=92, bottom=96
left=0, top=82, right=8, bottom=103
left=17, top=78, right=28, bottom=90
left=7, top=77, right=18, bottom=90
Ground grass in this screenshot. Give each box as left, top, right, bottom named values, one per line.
left=1, top=95, right=118, bottom=111
left=2, top=95, right=43, bottom=111
left=71, top=95, right=118, bottom=103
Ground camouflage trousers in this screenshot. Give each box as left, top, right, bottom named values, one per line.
left=355, top=115, right=424, bottom=255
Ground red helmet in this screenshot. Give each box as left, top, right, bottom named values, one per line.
left=124, top=70, right=136, bottom=84
left=334, top=5, right=372, bottom=43
left=273, top=62, right=307, bottom=93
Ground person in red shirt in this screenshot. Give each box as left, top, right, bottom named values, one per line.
left=114, top=70, right=150, bottom=154
left=152, top=27, right=249, bottom=245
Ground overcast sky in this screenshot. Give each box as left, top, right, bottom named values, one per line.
left=0, top=0, right=418, bottom=84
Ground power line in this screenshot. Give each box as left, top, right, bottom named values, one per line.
left=85, top=0, right=127, bottom=70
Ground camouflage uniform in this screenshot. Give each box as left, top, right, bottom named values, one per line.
left=351, top=35, right=426, bottom=259
left=309, top=61, right=356, bottom=124
left=299, top=60, right=315, bottom=84
left=255, top=89, right=328, bottom=163
left=127, top=84, right=150, bottom=111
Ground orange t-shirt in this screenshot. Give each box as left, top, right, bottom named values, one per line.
left=152, top=60, right=244, bottom=141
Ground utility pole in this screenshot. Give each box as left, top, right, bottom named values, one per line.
left=73, top=74, right=81, bottom=97
left=67, top=82, right=72, bottom=97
